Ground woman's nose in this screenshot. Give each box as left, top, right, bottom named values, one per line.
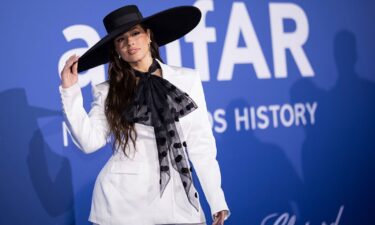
left=127, top=37, right=135, bottom=46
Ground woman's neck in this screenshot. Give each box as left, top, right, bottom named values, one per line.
left=129, top=56, right=153, bottom=72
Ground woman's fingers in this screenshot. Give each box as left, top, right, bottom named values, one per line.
left=212, top=217, right=218, bottom=225
left=71, top=57, right=79, bottom=75
left=60, top=55, right=79, bottom=88
left=212, top=211, right=225, bottom=225
left=212, top=214, right=220, bottom=225
left=63, top=55, right=76, bottom=72
left=219, top=215, right=225, bottom=225
left=63, top=55, right=79, bottom=74
left=67, top=54, right=79, bottom=65
left=213, top=217, right=223, bottom=225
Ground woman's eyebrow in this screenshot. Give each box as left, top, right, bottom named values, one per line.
left=129, top=26, right=139, bottom=32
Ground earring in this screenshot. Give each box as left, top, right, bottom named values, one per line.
left=118, top=54, right=121, bottom=60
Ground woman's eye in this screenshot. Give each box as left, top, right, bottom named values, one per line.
left=116, top=37, right=124, bottom=43
left=132, top=31, right=140, bottom=36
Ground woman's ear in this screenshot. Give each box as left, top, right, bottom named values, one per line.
left=147, top=29, right=152, bottom=43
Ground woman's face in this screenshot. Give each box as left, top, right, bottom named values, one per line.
left=114, top=24, right=151, bottom=65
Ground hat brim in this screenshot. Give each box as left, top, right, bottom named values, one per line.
left=77, top=6, right=201, bottom=73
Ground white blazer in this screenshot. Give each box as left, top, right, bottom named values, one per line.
left=59, top=59, right=230, bottom=225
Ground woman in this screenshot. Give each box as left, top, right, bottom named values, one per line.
left=60, top=4, right=230, bottom=225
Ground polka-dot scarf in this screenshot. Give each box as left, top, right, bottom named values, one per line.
left=123, top=58, right=200, bottom=211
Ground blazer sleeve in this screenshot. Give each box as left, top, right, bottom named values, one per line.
left=185, top=71, right=231, bottom=221
left=59, top=82, right=110, bottom=153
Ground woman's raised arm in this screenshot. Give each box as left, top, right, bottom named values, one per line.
left=59, top=55, right=110, bottom=153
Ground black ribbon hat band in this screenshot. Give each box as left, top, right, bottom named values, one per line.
left=104, top=12, right=143, bottom=32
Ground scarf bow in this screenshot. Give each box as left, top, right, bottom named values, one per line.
left=123, top=58, right=200, bottom=211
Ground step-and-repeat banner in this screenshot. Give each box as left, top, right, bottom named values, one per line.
left=1, top=0, right=374, bottom=224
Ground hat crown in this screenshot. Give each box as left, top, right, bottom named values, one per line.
left=103, top=5, right=143, bottom=33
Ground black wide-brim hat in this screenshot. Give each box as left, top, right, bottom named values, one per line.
left=77, top=5, right=201, bottom=72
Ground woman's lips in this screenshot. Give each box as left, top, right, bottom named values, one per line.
left=128, top=48, right=140, bottom=54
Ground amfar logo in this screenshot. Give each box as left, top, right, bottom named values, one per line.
left=58, top=0, right=314, bottom=88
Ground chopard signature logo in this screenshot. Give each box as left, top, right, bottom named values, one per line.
left=261, top=205, right=344, bottom=225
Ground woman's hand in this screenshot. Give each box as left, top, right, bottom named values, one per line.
left=61, top=54, right=79, bottom=89
left=212, top=210, right=228, bottom=225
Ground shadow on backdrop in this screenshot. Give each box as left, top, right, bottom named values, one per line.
left=291, top=30, right=375, bottom=224
left=216, top=98, right=303, bottom=224
left=0, top=88, right=76, bottom=225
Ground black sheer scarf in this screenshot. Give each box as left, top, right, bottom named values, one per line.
left=122, top=58, right=200, bottom=211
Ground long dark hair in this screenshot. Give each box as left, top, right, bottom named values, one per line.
left=105, top=23, right=162, bottom=156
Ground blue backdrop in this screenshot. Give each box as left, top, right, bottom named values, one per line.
left=1, top=0, right=374, bottom=224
